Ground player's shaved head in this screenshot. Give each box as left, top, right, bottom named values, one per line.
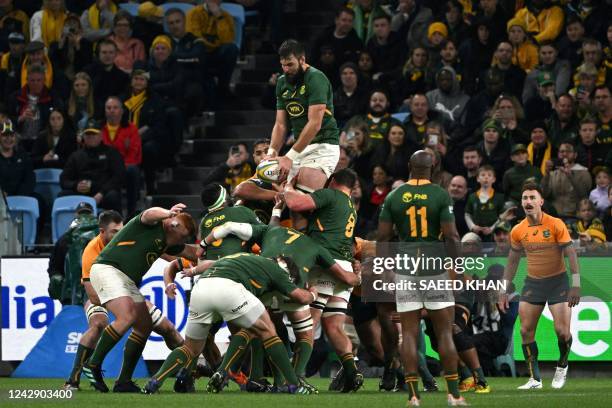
left=409, top=150, right=433, bottom=180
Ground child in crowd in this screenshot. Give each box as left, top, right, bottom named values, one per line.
left=571, top=199, right=607, bottom=249
left=465, top=165, right=505, bottom=241
left=589, top=167, right=611, bottom=217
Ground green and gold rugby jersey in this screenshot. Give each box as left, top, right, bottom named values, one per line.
left=200, top=253, right=297, bottom=298
left=275, top=66, right=339, bottom=145
left=199, top=206, right=262, bottom=260
left=379, top=180, right=455, bottom=276
left=250, top=224, right=336, bottom=287
left=379, top=179, right=454, bottom=242
left=95, top=213, right=185, bottom=285
left=307, top=188, right=357, bottom=262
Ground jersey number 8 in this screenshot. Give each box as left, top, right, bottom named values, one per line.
left=345, top=214, right=356, bottom=238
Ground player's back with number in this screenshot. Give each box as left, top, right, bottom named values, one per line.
left=306, top=188, right=357, bottom=262
left=379, top=180, right=454, bottom=242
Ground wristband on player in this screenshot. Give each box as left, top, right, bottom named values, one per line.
left=272, top=208, right=282, bottom=218
left=199, top=240, right=208, bottom=251
left=571, top=274, right=580, bottom=288
left=285, top=148, right=300, bottom=161
left=166, top=283, right=175, bottom=289
left=310, top=291, right=317, bottom=303
left=267, top=147, right=277, bottom=156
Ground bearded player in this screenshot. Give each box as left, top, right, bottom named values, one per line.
left=267, top=39, right=340, bottom=197
left=498, top=181, right=580, bottom=390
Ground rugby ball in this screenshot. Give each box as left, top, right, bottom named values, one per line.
left=256, top=159, right=282, bottom=183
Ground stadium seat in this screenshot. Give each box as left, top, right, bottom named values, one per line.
left=51, top=196, right=98, bottom=243
left=161, top=2, right=195, bottom=14
left=494, top=337, right=516, bottom=377
left=118, top=2, right=139, bottom=16
left=220, top=3, right=245, bottom=49
left=6, top=196, right=39, bottom=249
left=391, top=112, right=409, bottom=122
left=34, top=168, right=62, bottom=208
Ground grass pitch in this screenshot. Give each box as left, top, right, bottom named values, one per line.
left=0, top=377, right=611, bottom=408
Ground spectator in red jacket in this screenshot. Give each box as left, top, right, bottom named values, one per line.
left=101, top=96, right=141, bottom=215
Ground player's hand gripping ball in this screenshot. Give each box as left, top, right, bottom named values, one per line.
left=256, top=159, right=282, bottom=182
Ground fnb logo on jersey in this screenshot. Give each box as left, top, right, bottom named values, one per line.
left=139, top=276, right=188, bottom=342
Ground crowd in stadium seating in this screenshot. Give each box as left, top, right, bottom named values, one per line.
left=307, top=0, right=612, bottom=245
left=0, top=0, right=611, bottom=247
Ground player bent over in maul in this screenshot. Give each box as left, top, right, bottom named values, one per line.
left=82, top=204, right=198, bottom=392
left=144, top=253, right=318, bottom=394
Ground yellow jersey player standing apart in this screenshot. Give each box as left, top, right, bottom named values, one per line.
left=267, top=39, right=340, bottom=194
left=498, top=181, right=580, bottom=390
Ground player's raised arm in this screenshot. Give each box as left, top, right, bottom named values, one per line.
left=563, top=244, right=581, bottom=307
left=283, top=187, right=316, bottom=212
left=233, top=179, right=278, bottom=202
left=141, top=204, right=186, bottom=225
left=202, top=222, right=254, bottom=245
left=163, top=259, right=182, bottom=299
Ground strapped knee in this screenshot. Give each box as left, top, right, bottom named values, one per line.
left=86, top=304, right=108, bottom=324
left=322, top=300, right=347, bottom=318
left=292, top=315, right=314, bottom=333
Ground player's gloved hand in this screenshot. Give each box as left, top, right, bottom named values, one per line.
left=567, top=286, right=580, bottom=307
left=181, top=266, right=198, bottom=278
left=165, top=282, right=177, bottom=299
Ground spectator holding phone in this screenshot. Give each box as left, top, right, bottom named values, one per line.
left=541, top=141, right=592, bottom=220
left=569, top=63, right=598, bottom=111
left=202, top=142, right=253, bottom=191
left=491, top=94, right=529, bottom=145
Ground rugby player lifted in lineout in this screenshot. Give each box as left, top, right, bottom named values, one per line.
left=267, top=39, right=340, bottom=194
left=498, top=181, right=580, bottom=390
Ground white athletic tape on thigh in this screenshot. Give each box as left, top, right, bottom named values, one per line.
left=86, top=304, right=108, bottom=322
left=149, top=305, right=164, bottom=328
left=296, top=184, right=315, bottom=193
left=322, top=300, right=347, bottom=317
left=292, top=316, right=313, bottom=333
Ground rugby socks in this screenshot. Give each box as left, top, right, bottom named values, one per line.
left=222, top=330, right=251, bottom=373
left=88, top=325, right=122, bottom=367
left=263, top=336, right=298, bottom=385
left=472, top=367, right=487, bottom=386
left=522, top=342, right=542, bottom=381
left=153, top=345, right=192, bottom=384
left=404, top=372, right=420, bottom=400
left=340, top=352, right=358, bottom=379
left=249, top=338, right=265, bottom=380
left=444, top=371, right=461, bottom=399
left=68, top=344, right=93, bottom=383
left=117, top=331, right=147, bottom=383
left=459, top=364, right=471, bottom=382
left=558, top=336, right=572, bottom=368
left=292, top=338, right=314, bottom=377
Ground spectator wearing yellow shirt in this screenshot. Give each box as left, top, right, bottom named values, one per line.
left=30, top=0, right=68, bottom=47
left=506, top=17, right=538, bottom=72
left=187, top=0, right=239, bottom=105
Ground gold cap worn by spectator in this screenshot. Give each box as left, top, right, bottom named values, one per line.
left=427, top=22, right=448, bottom=41
left=506, top=16, right=527, bottom=33
left=138, top=1, right=164, bottom=19
left=83, top=119, right=101, bottom=134
left=511, top=144, right=528, bottom=155
left=1, top=119, right=15, bottom=135
left=152, top=35, right=173, bottom=52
